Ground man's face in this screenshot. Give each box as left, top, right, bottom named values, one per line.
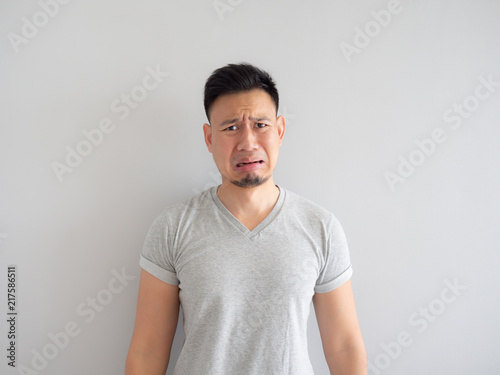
left=203, top=89, right=285, bottom=188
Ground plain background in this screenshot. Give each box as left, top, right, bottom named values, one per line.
left=1, top=1, right=499, bottom=374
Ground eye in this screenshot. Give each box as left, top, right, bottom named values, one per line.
left=224, top=125, right=238, bottom=131
left=256, top=123, right=267, bottom=128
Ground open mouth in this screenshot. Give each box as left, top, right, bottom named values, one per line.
left=236, top=160, right=264, bottom=167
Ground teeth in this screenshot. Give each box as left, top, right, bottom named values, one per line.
left=237, top=161, right=262, bottom=167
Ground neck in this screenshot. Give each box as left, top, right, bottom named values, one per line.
left=216, top=178, right=280, bottom=222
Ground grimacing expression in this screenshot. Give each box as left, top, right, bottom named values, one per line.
left=203, top=89, right=285, bottom=188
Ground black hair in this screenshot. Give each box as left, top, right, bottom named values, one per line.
left=203, top=63, right=279, bottom=122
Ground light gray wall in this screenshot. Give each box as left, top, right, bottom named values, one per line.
left=1, top=1, right=499, bottom=374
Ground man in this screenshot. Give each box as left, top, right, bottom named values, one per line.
left=125, top=63, right=367, bottom=374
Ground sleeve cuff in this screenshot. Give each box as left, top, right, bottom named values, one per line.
left=314, top=265, right=353, bottom=293
left=140, top=254, right=179, bottom=286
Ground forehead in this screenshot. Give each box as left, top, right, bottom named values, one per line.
left=210, top=89, right=275, bottom=124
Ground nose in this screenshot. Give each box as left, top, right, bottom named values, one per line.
left=236, top=124, right=259, bottom=151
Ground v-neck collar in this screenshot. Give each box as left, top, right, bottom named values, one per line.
left=210, top=185, right=286, bottom=239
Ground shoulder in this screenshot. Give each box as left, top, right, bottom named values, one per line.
left=155, top=187, right=215, bottom=226
left=281, top=187, right=338, bottom=224
left=168, top=188, right=212, bottom=213
left=279, top=187, right=348, bottom=249
left=279, top=187, right=346, bottom=241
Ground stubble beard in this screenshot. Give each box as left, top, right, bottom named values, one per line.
left=230, top=173, right=270, bottom=188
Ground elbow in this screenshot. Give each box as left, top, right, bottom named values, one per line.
left=325, top=341, right=367, bottom=375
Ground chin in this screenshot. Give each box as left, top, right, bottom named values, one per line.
left=230, top=174, right=270, bottom=188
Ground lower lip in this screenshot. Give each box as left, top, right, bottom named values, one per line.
left=234, top=161, right=264, bottom=172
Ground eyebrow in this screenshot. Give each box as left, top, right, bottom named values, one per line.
left=218, top=116, right=272, bottom=127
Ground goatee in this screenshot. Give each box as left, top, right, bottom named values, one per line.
left=230, top=174, right=270, bottom=188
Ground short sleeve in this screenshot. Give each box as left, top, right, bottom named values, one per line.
left=314, top=214, right=353, bottom=293
left=139, top=211, right=180, bottom=285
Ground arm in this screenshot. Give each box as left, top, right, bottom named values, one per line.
left=312, top=279, right=367, bottom=375
left=125, top=269, right=180, bottom=375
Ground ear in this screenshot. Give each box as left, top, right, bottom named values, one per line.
left=203, top=123, right=213, bottom=153
left=276, top=115, right=285, bottom=146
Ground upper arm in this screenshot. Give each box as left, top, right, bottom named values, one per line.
left=126, top=269, right=180, bottom=372
left=312, top=279, right=364, bottom=355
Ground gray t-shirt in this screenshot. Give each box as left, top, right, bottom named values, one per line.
left=139, top=185, right=353, bottom=375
